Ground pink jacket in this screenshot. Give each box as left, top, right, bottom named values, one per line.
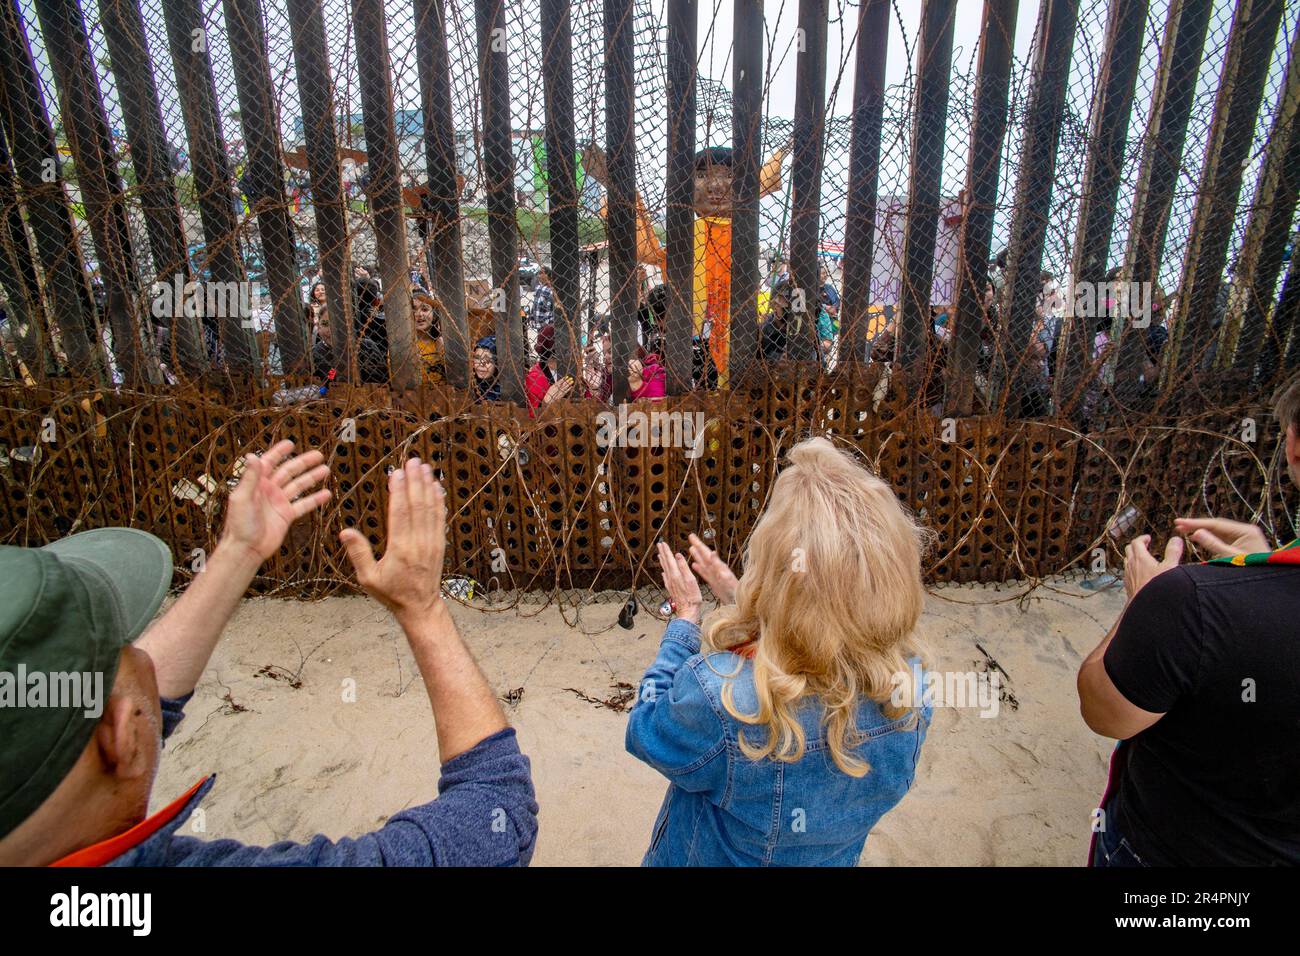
left=631, top=358, right=667, bottom=401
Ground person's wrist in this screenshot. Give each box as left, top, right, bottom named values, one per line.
left=394, top=595, right=450, bottom=634
left=674, top=603, right=702, bottom=625
left=212, top=536, right=265, bottom=575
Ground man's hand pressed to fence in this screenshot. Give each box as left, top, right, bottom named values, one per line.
left=341, top=457, right=447, bottom=623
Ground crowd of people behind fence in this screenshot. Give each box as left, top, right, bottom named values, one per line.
left=0, top=235, right=1264, bottom=429
left=284, top=244, right=1186, bottom=428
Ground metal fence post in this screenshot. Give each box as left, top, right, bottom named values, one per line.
left=0, top=0, right=102, bottom=380
left=663, top=0, right=696, bottom=394
left=1115, top=0, right=1214, bottom=398
left=475, top=0, right=525, bottom=402
left=161, top=0, right=261, bottom=376
left=729, top=0, right=763, bottom=384
left=1056, top=0, right=1148, bottom=415
left=540, top=0, right=580, bottom=381
left=285, top=0, right=355, bottom=380
left=223, top=0, right=309, bottom=376
left=352, top=0, right=418, bottom=389
left=995, top=0, right=1079, bottom=412
left=946, top=0, right=1017, bottom=416
left=787, top=0, right=828, bottom=364
left=1224, top=11, right=1300, bottom=381
left=898, top=0, right=957, bottom=369
left=414, top=0, right=471, bottom=387
left=1168, top=0, right=1284, bottom=394
left=604, top=0, right=637, bottom=402
left=99, top=0, right=207, bottom=377
left=840, top=0, right=889, bottom=368
left=0, top=114, right=45, bottom=377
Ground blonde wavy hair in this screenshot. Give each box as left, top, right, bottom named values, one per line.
left=706, top=436, right=929, bottom=777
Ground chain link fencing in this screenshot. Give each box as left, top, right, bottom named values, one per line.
left=0, top=0, right=1296, bottom=604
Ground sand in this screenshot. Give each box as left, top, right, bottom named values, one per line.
left=151, top=579, right=1124, bottom=866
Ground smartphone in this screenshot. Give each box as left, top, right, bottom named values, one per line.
left=1106, top=505, right=1141, bottom=543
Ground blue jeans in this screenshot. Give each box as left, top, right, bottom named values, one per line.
left=1093, top=806, right=1150, bottom=867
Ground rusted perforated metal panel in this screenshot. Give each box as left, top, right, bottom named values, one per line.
left=2, top=383, right=1294, bottom=596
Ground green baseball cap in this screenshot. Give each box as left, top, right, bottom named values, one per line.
left=0, top=528, right=172, bottom=839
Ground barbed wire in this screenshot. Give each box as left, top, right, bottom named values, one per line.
left=0, top=0, right=1296, bottom=611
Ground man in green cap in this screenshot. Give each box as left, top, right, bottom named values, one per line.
left=0, top=441, right=537, bottom=866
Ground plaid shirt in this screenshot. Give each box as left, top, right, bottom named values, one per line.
left=529, top=284, right=554, bottom=328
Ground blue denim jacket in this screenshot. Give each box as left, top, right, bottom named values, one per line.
left=103, top=695, right=538, bottom=866
left=626, top=619, right=929, bottom=866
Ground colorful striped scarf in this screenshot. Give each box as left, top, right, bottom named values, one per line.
left=1205, top=537, right=1300, bottom=566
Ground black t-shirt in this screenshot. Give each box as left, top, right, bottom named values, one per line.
left=1143, top=325, right=1168, bottom=364
left=760, top=316, right=787, bottom=361
left=1104, top=562, right=1300, bottom=865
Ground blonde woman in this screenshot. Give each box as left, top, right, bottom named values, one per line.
left=626, top=436, right=931, bottom=866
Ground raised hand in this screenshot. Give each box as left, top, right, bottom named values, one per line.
left=657, top=541, right=703, bottom=624
left=1173, top=517, right=1269, bottom=559
left=543, top=375, right=575, bottom=407
left=582, top=349, right=604, bottom=392
left=340, top=457, right=447, bottom=623
left=221, top=440, right=330, bottom=563
left=687, top=532, right=738, bottom=604
left=1124, top=534, right=1184, bottom=599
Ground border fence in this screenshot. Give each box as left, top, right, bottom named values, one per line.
left=0, top=0, right=1296, bottom=602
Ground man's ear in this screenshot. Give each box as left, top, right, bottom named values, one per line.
left=1287, top=424, right=1298, bottom=468
left=93, top=685, right=151, bottom=782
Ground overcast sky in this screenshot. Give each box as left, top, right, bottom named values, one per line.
left=685, top=0, right=1039, bottom=119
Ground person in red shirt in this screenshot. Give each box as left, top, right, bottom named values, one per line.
left=524, top=324, right=574, bottom=415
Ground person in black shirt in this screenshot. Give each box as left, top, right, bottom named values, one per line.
left=353, top=277, right=384, bottom=343
left=759, top=279, right=793, bottom=362
left=309, top=301, right=387, bottom=384
left=1138, top=286, right=1169, bottom=405
left=637, top=282, right=667, bottom=357
left=1077, top=373, right=1300, bottom=865
left=819, top=262, right=840, bottom=323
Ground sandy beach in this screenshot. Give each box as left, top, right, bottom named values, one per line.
left=151, top=578, right=1124, bottom=866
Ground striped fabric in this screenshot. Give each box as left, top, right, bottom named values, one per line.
left=1205, top=538, right=1300, bottom=566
